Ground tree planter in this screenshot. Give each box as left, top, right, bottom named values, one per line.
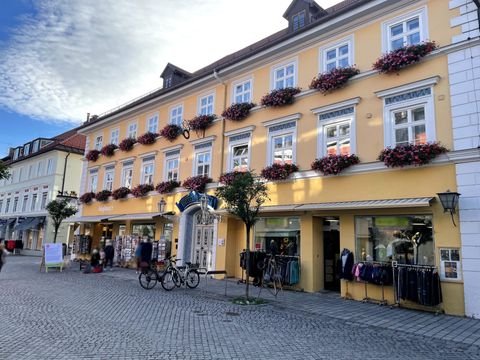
left=310, top=66, right=360, bottom=94
left=95, top=190, right=112, bottom=202
left=137, top=132, right=158, bottom=145
left=182, top=175, right=212, bottom=192
left=79, top=192, right=96, bottom=204
left=311, top=154, right=360, bottom=175
left=261, top=163, right=299, bottom=181
left=373, top=41, right=437, bottom=74
left=85, top=150, right=100, bottom=162
left=112, top=187, right=131, bottom=200
left=131, top=184, right=154, bottom=198
left=119, top=138, right=137, bottom=152
left=260, top=87, right=301, bottom=107
left=156, top=180, right=180, bottom=194
left=378, top=142, right=447, bottom=168
left=100, top=144, right=118, bottom=157
left=222, top=103, right=256, bottom=121
left=160, top=124, right=182, bottom=142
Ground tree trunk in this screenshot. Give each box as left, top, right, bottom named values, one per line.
left=245, top=224, right=251, bottom=299
left=53, top=223, right=60, bottom=244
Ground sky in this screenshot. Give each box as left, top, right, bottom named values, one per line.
left=0, top=0, right=343, bottom=156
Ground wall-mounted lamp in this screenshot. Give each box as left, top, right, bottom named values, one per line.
left=437, top=190, right=460, bottom=227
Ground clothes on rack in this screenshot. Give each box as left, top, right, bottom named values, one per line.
left=338, top=248, right=354, bottom=280
left=394, top=266, right=442, bottom=306
left=352, top=262, right=393, bottom=285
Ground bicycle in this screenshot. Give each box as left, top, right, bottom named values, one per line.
left=257, top=254, right=283, bottom=297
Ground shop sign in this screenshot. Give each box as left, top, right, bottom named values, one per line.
left=176, top=191, right=218, bottom=212
left=45, top=243, right=63, bottom=264
left=98, top=206, right=113, bottom=212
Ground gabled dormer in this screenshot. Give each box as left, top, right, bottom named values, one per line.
left=283, top=0, right=327, bottom=33
left=160, top=63, right=192, bottom=89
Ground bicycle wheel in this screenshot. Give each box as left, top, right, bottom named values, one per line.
left=185, top=270, right=200, bottom=289
left=161, top=270, right=177, bottom=291
left=139, top=269, right=158, bottom=290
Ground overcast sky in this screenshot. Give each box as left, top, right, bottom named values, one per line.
left=0, top=0, right=343, bottom=128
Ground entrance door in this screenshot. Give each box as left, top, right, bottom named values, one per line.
left=324, top=228, right=340, bottom=292
left=192, top=212, right=215, bottom=269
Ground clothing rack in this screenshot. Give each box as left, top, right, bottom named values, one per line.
left=354, top=261, right=392, bottom=306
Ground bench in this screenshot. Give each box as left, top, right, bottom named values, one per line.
left=201, top=269, right=228, bottom=296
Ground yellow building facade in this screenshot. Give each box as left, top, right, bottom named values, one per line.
left=75, top=0, right=476, bottom=315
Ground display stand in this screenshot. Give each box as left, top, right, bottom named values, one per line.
left=40, top=243, right=64, bottom=273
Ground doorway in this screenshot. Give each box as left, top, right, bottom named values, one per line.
left=323, top=218, right=340, bottom=292
left=192, top=211, right=215, bottom=269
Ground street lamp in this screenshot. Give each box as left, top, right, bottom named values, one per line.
left=437, top=190, right=461, bottom=227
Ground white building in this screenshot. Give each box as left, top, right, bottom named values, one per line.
left=0, top=129, right=85, bottom=255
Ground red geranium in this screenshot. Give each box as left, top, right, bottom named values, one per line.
left=310, top=66, right=359, bottom=94
left=119, top=137, right=137, bottom=152
left=85, top=150, right=100, bottom=162
left=222, top=102, right=256, bottom=121
left=137, top=132, right=158, bottom=145
left=311, top=154, right=360, bottom=175
left=261, top=163, right=299, bottom=181
left=155, top=180, right=180, bottom=194
left=260, top=87, right=301, bottom=107
left=378, top=142, right=447, bottom=167
left=182, top=175, right=212, bottom=192
left=100, top=144, right=118, bottom=157
left=160, top=124, right=182, bottom=142
left=373, top=41, right=437, bottom=73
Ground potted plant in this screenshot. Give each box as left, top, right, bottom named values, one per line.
left=119, top=137, right=137, bottom=152
left=310, top=66, right=360, bottom=94
left=137, top=132, right=158, bottom=145
left=156, top=180, right=181, bottom=194
left=79, top=192, right=96, bottom=204
left=373, top=41, right=437, bottom=74
left=222, top=102, right=256, bottom=121
left=85, top=150, right=100, bottom=162
left=182, top=175, right=212, bottom=192
left=160, top=124, right=182, bottom=142
left=95, top=190, right=112, bottom=202
left=187, top=114, right=217, bottom=131
left=260, top=87, right=301, bottom=107
left=378, top=142, right=448, bottom=168
left=311, top=154, right=360, bottom=175
left=112, top=187, right=131, bottom=200
left=131, top=184, right=154, bottom=198
left=100, top=144, right=118, bottom=157
left=261, top=163, right=299, bottom=181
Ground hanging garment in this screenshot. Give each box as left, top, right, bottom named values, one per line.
left=338, top=249, right=354, bottom=280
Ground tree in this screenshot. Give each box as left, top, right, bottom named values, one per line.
left=46, top=199, right=78, bottom=243
left=0, top=160, right=10, bottom=180
left=215, top=171, right=269, bottom=299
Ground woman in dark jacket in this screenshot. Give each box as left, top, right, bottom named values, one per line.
left=104, top=241, right=115, bottom=270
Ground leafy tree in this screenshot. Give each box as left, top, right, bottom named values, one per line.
left=46, top=199, right=78, bottom=243
left=0, top=161, right=10, bottom=180
left=215, top=171, right=269, bottom=299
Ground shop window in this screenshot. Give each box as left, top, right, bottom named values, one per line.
left=355, top=215, right=434, bottom=265
left=440, top=248, right=462, bottom=281
left=254, top=217, right=300, bottom=256
left=132, top=224, right=155, bottom=239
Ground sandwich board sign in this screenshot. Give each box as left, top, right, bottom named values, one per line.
left=43, top=243, right=64, bottom=272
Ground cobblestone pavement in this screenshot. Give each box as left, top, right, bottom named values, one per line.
left=1, top=256, right=479, bottom=360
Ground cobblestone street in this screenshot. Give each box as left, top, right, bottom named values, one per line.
left=1, top=256, right=479, bottom=360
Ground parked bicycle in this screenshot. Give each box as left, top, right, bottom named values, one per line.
left=257, top=254, right=283, bottom=297
left=138, top=256, right=200, bottom=291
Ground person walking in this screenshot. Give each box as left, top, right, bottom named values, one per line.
left=0, top=243, right=8, bottom=273
left=104, top=240, right=115, bottom=271
left=135, top=241, right=143, bottom=274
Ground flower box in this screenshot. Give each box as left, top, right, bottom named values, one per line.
left=100, top=144, right=118, bottom=157
left=79, top=192, right=96, bottom=204
left=119, top=137, right=137, bottom=152
left=221, top=102, right=256, bottom=121
left=156, top=180, right=180, bottom=194
left=112, top=187, right=131, bottom=200
left=311, top=154, right=360, bottom=175
left=85, top=150, right=100, bottom=162
left=182, top=175, right=212, bottom=192
left=187, top=114, right=216, bottom=131
left=131, top=184, right=154, bottom=198
left=160, top=124, right=182, bottom=142
left=260, top=87, right=301, bottom=107
left=137, top=132, right=158, bottom=145
left=261, top=163, right=299, bottom=181
left=218, top=171, right=244, bottom=185
left=373, top=41, right=437, bottom=74
left=310, top=66, right=360, bottom=94
left=378, top=142, right=448, bottom=168
left=95, top=190, right=112, bottom=202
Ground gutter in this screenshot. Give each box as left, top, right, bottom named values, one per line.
left=213, top=70, right=227, bottom=176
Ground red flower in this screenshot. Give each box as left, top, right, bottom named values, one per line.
left=310, top=66, right=359, bottom=94
left=187, top=115, right=216, bottom=131
left=160, top=124, right=182, bottom=142
left=100, top=144, right=118, bottom=157
left=118, top=137, right=137, bottom=152
left=260, top=87, right=301, bottom=107
left=95, top=190, right=112, bottom=202
left=85, top=150, right=100, bottom=162
left=311, top=154, right=359, bottom=175
left=182, top=176, right=212, bottom=192
left=79, top=192, right=95, bottom=204
left=373, top=41, right=437, bottom=73
left=131, top=184, right=154, bottom=198
left=261, top=163, right=299, bottom=181
left=112, top=187, right=131, bottom=200
left=137, top=132, right=158, bottom=145
left=222, top=103, right=256, bottom=121
left=378, top=142, right=447, bottom=167
left=155, top=180, right=180, bottom=194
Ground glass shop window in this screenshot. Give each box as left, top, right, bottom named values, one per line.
left=254, top=217, right=300, bottom=256
left=132, top=224, right=155, bottom=239
left=355, top=215, right=434, bottom=265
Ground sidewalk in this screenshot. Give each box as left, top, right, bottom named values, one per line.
left=98, top=265, right=480, bottom=347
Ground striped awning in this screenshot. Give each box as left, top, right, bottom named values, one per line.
left=64, top=215, right=110, bottom=223
left=107, top=213, right=161, bottom=221
left=295, top=197, right=434, bottom=211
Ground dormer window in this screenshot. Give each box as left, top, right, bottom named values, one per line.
left=24, top=143, right=30, bottom=156
left=292, top=11, right=306, bottom=31
left=32, top=140, right=39, bottom=153
left=165, top=77, right=172, bottom=89
left=13, top=148, right=19, bottom=160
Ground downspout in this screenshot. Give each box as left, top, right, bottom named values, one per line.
left=61, top=152, right=71, bottom=195
left=213, top=69, right=227, bottom=175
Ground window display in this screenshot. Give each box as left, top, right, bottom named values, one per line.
left=355, top=215, right=434, bottom=265
left=254, top=217, right=300, bottom=256
left=132, top=224, right=155, bottom=239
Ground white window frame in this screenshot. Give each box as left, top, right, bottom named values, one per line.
left=169, top=104, right=184, bottom=126
left=141, top=160, right=155, bottom=185
left=104, top=169, right=115, bottom=191
left=164, top=154, right=180, bottom=182
left=319, top=35, right=354, bottom=72
left=24, top=144, right=30, bottom=155
left=94, top=134, right=103, bottom=151
left=37, top=161, right=44, bottom=177
left=30, top=193, right=38, bottom=212
left=18, top=167, right=24, bottom=182
left=382, top=7, right=428, bottom=52
left=147, top=113, right=159, bottom=133
left=40, top=192, right=48, bottom=210
left=232, top=78, right=253, bottom=104
left=229, top=141, right=250, bottom=172
left=110, top=128, right=120, bottom=145
left=46, top=158, right=54, bottom=175
left=270, top=58, right=298, bottom=90
left=121, top=165, right=134, bottom=189
left=32, top=140, right=39, bottom=153
left=28, top=164, right=34, bottom=179
left=22, top=195, right=29, bottom=212
left=127, top=122, right=138, bottom=139
left=321, top=118, right=354, bottom=157
left=88, top=173, right=98, bottom=193
left=13, top=197, right=19, bottom=213
left=193, top=148, right=212, bottom=177
left=198, top=92, right=215, bottom=116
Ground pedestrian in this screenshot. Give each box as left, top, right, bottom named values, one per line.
left=140, top=238, right=153, bottom=269
left=135, top=241, right=143, bottom=274
left=104, top=240, right=114, bottom=271
left=0, top=243, right=8, bottom=273
left=90, top=249, right=103, bottom=273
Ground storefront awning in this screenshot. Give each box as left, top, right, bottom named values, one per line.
left=258, top=205, right=298, bottom=213
left=65, top=215, right=110, bottom=223
left=107, top=212, right=171, bottom=221
left=14, top=217, right=35, bottom=231
left=295, top=197, right=435, bottom=211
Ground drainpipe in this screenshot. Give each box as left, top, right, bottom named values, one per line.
left=61, top=152, right=71, bottom=195
left=213, top=69, right=227, bottom=175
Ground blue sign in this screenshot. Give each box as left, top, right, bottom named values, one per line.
left=176, top=191, right=218, bottom=212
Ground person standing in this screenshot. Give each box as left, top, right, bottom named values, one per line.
left=135, top=241, right=143, bottom=274
left=104, top=240, right=115, bottom=271
left=0, top=243, right=8, bottom=273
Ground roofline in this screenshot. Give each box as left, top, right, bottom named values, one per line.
left=4, top=145, right=84, bottom=166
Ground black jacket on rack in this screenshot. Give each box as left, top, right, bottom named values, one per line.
left=338, top=248, right=354, bottom=280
